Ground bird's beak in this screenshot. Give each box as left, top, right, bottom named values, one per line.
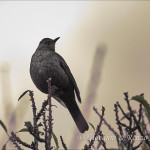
left=54, top=37, right=60, bottom=43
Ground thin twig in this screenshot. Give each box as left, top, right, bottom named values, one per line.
left=132, top=141, right=143, bottom=150
left=29, top=91, right=38, bottom=149
left=88, top=106, right=105, bottom=149
left=117, top=101, right=130, bottom=120
left=114, top=104, right=124, bottom=137
left=47, top=78, right=53, bottom=149
left=93, top=106, right=118, bottom=136
left=87, top=140, right=97, bottom=150
left=124, top=92, right=150, bottom=147
left=99, top=131, right=107, bottom=150
left=43, top=111, right=48, bottom=149
left=60, top=136, right=67, bottom=150
left=10, top=132, right=33, bottom=149
left=24, top=122, right=45, bottom=143
left=36, top=99, right=48, bottom=122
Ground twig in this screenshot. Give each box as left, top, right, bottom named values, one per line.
left=93, top=106, right=119, bottom=136
left=114, top=104, right=124, bottom=138
left=47, top=78, right=53, bottom=149
left=60, top=136, right=67, bottom=150
left=24, top=122, right=45, bottom=143
left=124, top=92, right=150, bottom=147
left=88, top=106, right=105, bottom=149
left=117, top=101, right=130, bottom=120
left=132, top=141, right=143, bottom=150
left=36, top=99, right=48, bottom=122
left=10, top=131, right=33, bottom=149
left=43, top=111, right=48, bottom=149
left=99, top=131, right=107, bottom=150
left=29, top=91, right=38, bottom=149
left=87, top=140, right=97, bottom=150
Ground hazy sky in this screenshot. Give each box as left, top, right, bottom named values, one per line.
left=0, top=1, right=87, bottom=63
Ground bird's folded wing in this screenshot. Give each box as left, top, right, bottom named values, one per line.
left=60, top=58, right=81, bottom=103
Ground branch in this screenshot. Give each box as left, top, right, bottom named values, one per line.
left=114, top=104, right=124, bottom=137
left=117, top=101, right=130, bottom=120
left=29, top=91, right=38, bottom=149
left=93, top=106, right=119, bottom=136
left=88, top=106, right=105, bottom=149
left=124, top=92, right=150, bottom=147
left=42, top=111, right=48, bottom=149
left=10, top=131, right=33, bottom=149
left=24, top=122, right=45, bottom=143
left=99, top=131, right=107, bottom=150
left=47, top=78, right=53, bottom=149
left=36, top=99, right=48, bottom=122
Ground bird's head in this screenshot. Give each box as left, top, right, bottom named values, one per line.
left=38, top=37, right=60, bottom=51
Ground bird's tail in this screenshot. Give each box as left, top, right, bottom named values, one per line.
left=65, top=99, right=89, bottom=133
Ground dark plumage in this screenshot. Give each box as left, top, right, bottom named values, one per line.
left=30, top=37, right=89, bottom=133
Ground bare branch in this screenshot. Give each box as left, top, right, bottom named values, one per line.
left=88, top=106, right=105, bottom=149
left=10, top=131, right=33, bottom=149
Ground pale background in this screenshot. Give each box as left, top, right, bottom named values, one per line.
left=0, top=1, right=150, bottom=149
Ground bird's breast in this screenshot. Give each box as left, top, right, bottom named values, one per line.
left=30, top=51, right=70, bottom=93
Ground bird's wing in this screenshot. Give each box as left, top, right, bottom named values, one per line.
left=58, top=55, right=81, bottom=103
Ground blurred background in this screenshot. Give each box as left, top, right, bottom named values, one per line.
left=0, top=1, right=150, bottom=149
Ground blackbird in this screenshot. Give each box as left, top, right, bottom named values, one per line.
left=30, top=37, right=89, bottom=133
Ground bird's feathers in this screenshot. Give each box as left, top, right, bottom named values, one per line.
left=30, top=38, right=88, bottom=133
left=59, top=91, right=89, bottom=133
left=58, top=56, right=81, bottom=103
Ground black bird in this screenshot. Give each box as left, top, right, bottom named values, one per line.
left=30, top=37, right=89, bottom=133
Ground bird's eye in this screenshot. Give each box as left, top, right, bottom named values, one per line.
left=44, top=41, right=49, bottom=44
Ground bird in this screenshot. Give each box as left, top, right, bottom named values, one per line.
left=30, top=37, right=89, bottom=133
